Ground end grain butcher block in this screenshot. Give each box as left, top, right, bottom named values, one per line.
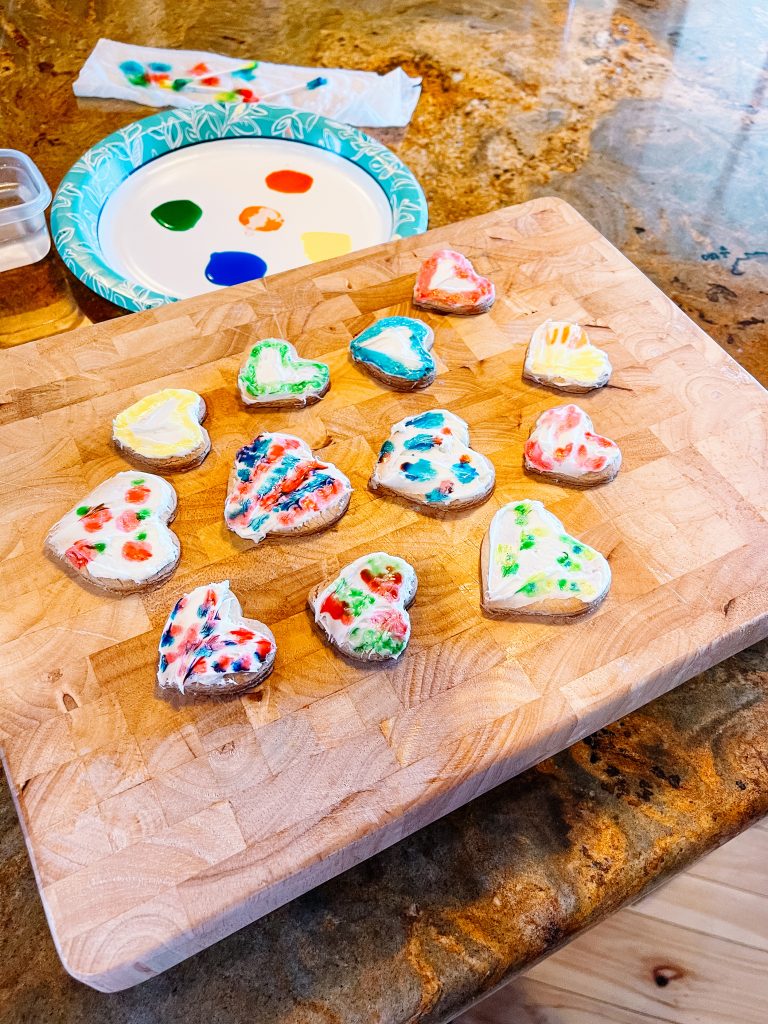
left=2, top=198, right=768, bottom=992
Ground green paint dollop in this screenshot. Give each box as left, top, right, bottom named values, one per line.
left=150, top=199, right=202, bottom=231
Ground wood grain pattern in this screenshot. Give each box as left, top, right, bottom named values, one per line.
left=1, top=197, right=768, bottom=992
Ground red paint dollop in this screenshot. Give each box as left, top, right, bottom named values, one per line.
left=265, top=169, right=313, bottom=194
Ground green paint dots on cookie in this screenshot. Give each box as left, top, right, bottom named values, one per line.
left=151, top=199, right=203, bottom=231
left=76, top=506, right=91, bottom=517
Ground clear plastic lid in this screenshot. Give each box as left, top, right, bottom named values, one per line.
left=0, top=149, right=52, bottom=225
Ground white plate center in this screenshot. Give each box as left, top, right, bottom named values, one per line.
left=98, top=137, right=394, bottom=299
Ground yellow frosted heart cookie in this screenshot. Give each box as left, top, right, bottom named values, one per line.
left=112, top=389, right=210, bottom=470
left=523, top=320, right=612, bottom=392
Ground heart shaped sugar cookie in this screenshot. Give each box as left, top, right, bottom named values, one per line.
left=481, top=500, right=611, bottom=617
left=370, top=409, right=495, bottom=511
left=309, top=553, right=417, bottom=662
left=350, top=316, right=436, bottom=391
left=46, top=472, right=180, bottom=593
left=524, top=404, right=621, bottom=486
left=238, top=339, right=330, bottom=408
left=157, top=580, right=276, bottom=696
left=224, top=432, right=352, bottom=545
left=523, top=320, right=612, bottom=392
left=413, top=249, right=495, bottom=315
left=112, top=389, right=210, bottom=470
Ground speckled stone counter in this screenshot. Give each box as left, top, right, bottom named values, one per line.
left=1, top=1, right=767, bottom=1020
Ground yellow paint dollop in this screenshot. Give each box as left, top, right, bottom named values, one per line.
left=301, top=231, right=352, bottom=263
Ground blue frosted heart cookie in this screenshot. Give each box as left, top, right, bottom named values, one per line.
left=350, top=316, right=436, bottom=391
left=369, top=409, right=495, bottom=511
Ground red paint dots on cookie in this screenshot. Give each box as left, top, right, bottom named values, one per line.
left=81, top=506, right=112, bottom=532
left=125, top=484, right=151, bottom=503
left=265, top=169, right=313, bottom=194
left=239, top=205, right=285, bottom=232
left=116, top=510, right=140, bottom=532
left=122, top=540, right=153, bottom=561
left=64, top=541, right=96, bottom=570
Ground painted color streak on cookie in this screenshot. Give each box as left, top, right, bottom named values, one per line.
left=485, top=500, right=611, bottom=613
left=238, top=340, right=330, bottom=405
left=313, top=553, right=416, bottom=661
left=350, top=316, right=435, bottom=383
left=524, top=321, right=612, bottom=390
left=225, top=433, right=351, bottom=543
left=372, top=409, right=495, bottom=508
left=46, top=472, right=178, bottom=585
left=113, top=389, right=207, bottom=460
left=413, top=249, right=495, bottom=313
left=157, top=580, right=275, bottom=694
left=525, top=404, right=621, bottom=480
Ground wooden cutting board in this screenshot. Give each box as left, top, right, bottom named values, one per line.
left=2, top=198, right=768, bottom=992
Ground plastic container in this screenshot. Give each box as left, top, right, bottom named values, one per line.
left=0, top=149, right=52, bottom=272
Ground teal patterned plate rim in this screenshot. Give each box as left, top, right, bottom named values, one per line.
left=51, top=103, right=428, bottom=312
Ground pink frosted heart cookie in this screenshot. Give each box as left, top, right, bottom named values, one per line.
left=158, top=580, right=276, bottom=696
left=45, top=472, right=180, bottom=593
left=413, top=249, right=495, bottom=315
left=309, top=553, right=417, bottom=663
left=524, top=404, right=621, bottom=486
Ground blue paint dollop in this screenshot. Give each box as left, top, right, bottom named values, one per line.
left=205, top=251, right=268, bottom=287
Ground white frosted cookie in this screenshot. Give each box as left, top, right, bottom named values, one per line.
left=112, top=389, right=210, bottom=470
left=369, top=409, right=495, bottom=511
left=309, top=553, right=417, bottom=662
left=413, top=248, right=495, bottom=315
left=523, top=320, right=612, bottom=392
left=524, top=404, right=621, bottom=486
left=157, top=580, right=276, bottom=696
left=237, top=339, right=330, bottom=408
left=46, top=472, right=180, bottom=593
left=224, top=432, right=352, bottom=545
left=350, top=316, right=436, bottom=391
left=481, top=499, right=611, bottom=617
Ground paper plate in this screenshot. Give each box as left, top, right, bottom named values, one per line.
left=51, top=104, right=428, bottom=312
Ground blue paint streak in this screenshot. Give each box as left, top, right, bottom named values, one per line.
left=405, top=411, right=444, bottom=429
left=452, top=460, right=479, bottom=483
left=403, top=432, right=437, bottom=451
left=400, top=459, right=436, bottom=482
left=350, top=315, right=434, bottom=381
left=425, top=486, right=451, bottom=503
left=205, top=250, right=268, bottom=287
left=148, top=61, right=172, bottom=72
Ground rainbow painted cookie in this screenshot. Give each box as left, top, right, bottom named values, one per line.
left=225, top=432, right=352, bottom=545
left=238, top=339, right=330, bottom=408
left=523, top=320, right=612, bottom=393
left=310, top=553, right=417, bottom=662
left=370, top=409, right=495, bottom=511
left=524, top=404, right=621, bottom=486
left=350, top=316, right=436, bottom=391
left=481, top=500, right=611, bottom=617
left=112, top=388, right=210, bottom=470
left=46, top=472, right=180, bottom=593
left=413, top=249, right=495, bottom=315
left=157, top=580, right=276, bottom=696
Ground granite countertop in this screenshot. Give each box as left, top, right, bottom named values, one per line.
left=1, top=0, right=768, bottom=1020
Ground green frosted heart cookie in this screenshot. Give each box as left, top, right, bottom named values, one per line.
left=238, top=339, right=330, bottom=408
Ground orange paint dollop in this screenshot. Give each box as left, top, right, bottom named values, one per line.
left=265, top=169, right=313, bottom=194
left=239, top=205, right=285, bottom=231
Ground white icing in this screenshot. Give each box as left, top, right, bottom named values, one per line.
left=525, top=404, right=622, bottom=479
left=484, top=500, right=611, bottom=612
left=47, top=471, right=179, bottom=584
left=371, top=409, right=495, bottom=507
left=360, top=326, right=425, bottom=371
left=238, top=339, right=329, bottom=405
left=524, top=320, right=612, bottom=389
left=429, top=257, right=476, bottom=293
